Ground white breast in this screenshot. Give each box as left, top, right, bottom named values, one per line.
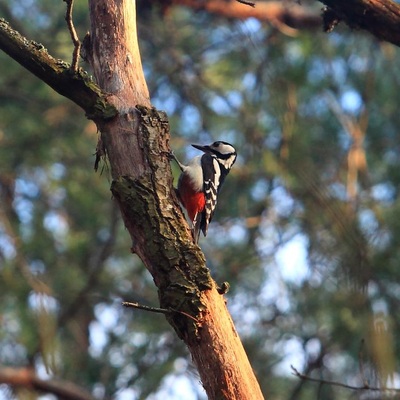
left=183, top=155, right=203, bottom=192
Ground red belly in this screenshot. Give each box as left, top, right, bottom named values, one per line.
left=178, top=179, right=205, bottom=222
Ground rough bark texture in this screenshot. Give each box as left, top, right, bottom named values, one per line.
left=109, top=106, right=214, bottom=340
left=0, top=4, right=265, bottom=397
left=87, top=1, right=265, bottom=399
left=320, top=0, right=400, bottom=46
left=192, top=289, right=264, bottom=400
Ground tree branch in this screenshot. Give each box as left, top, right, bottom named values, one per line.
left=173, top=0, right=321, bottom=30
left=86, top=0, right=265, bottom=396
left=64, top=0, right=81, bottom=72
left=320, top=0, right=400, bottom=46
left=0, top=367, right=97, bottom=400
left=0, top=18, right=116, bottom=120
left=236, top=0, right=255, bottom=7
left=175, top=0, right=400, bottom=46
left=122, top=301, right=199, bottom=322
left=291, top=365, right=400, bottom=393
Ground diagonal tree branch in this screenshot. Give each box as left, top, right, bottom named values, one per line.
left=173, top=0, right=400, bottom=47
left=320, top=0, right=400, bottom=46
left=0, top=18, right=116, bottom=121
left=86, top=1, right=265, bottom=397
left=173, top=0, right=321, bottom=30
left=291, top=365, right=400, bottom=393
left=0, top=7, right=264, bottom=398
left=0, top=367, right=97, bottom=400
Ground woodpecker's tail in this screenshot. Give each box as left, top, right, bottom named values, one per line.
left=192, top=213, right=202, bottom=244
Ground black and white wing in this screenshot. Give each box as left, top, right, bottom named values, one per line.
left=200, top=153, right=221, bottom=237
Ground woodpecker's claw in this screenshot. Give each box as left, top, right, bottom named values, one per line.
left=168, top=151, right=185, bottom=171
left=166, top=150, right=175, bottom=160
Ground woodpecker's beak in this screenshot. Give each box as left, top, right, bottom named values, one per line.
left=191, top=144, right=210, bottom=153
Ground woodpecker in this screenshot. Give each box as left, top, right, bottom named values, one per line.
left=172, top=141, right=237, bottom=243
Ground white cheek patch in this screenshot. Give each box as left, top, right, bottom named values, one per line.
left=220, top=156, right=236, bottom=170
left=217, top=143, right=235, bottom=155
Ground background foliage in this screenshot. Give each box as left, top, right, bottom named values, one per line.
left=1, top=0, right=400, bottom=399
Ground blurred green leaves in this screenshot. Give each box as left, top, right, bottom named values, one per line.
left=1, top=1, right=400, bottom=399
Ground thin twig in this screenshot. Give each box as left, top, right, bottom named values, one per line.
left=291, top=365, right=400, bottom=393
left=236, top=0, right=255, bottom=7
left=122, top=301, right=171, bottom=315
left=122, top=301, right=198, bottom=322
left=358, top=339, right=369, bottom=387
left=64, top=0, right=81, bottom=72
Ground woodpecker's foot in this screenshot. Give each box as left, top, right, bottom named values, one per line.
left=168, top=151, right=185, bottom=171
left=165, top=150, right=178, bottom=164
left=217, top=281, right=230, bottom=295
left=165, top=150, right=175, bottom=160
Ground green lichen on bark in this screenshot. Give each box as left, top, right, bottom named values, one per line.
left=110, top=106, right=214, bottom=340
left=111, top=175, right=213, bottom=340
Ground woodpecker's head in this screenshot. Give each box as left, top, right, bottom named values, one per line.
left=192, top=141, right=237, bottom=170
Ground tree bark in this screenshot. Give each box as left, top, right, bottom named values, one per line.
left=319, top=0, right=400, bottom=46
left=87, top=1, right=265, bottom=399
left=0, top=8, right=265, bottom=396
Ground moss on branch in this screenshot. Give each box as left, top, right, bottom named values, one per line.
left=109, top=106, right=214, bottom=341
left=111, top=175, right=213, bottom=340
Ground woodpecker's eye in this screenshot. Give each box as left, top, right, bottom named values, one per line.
left=212, top=141, right=221, bottom=147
